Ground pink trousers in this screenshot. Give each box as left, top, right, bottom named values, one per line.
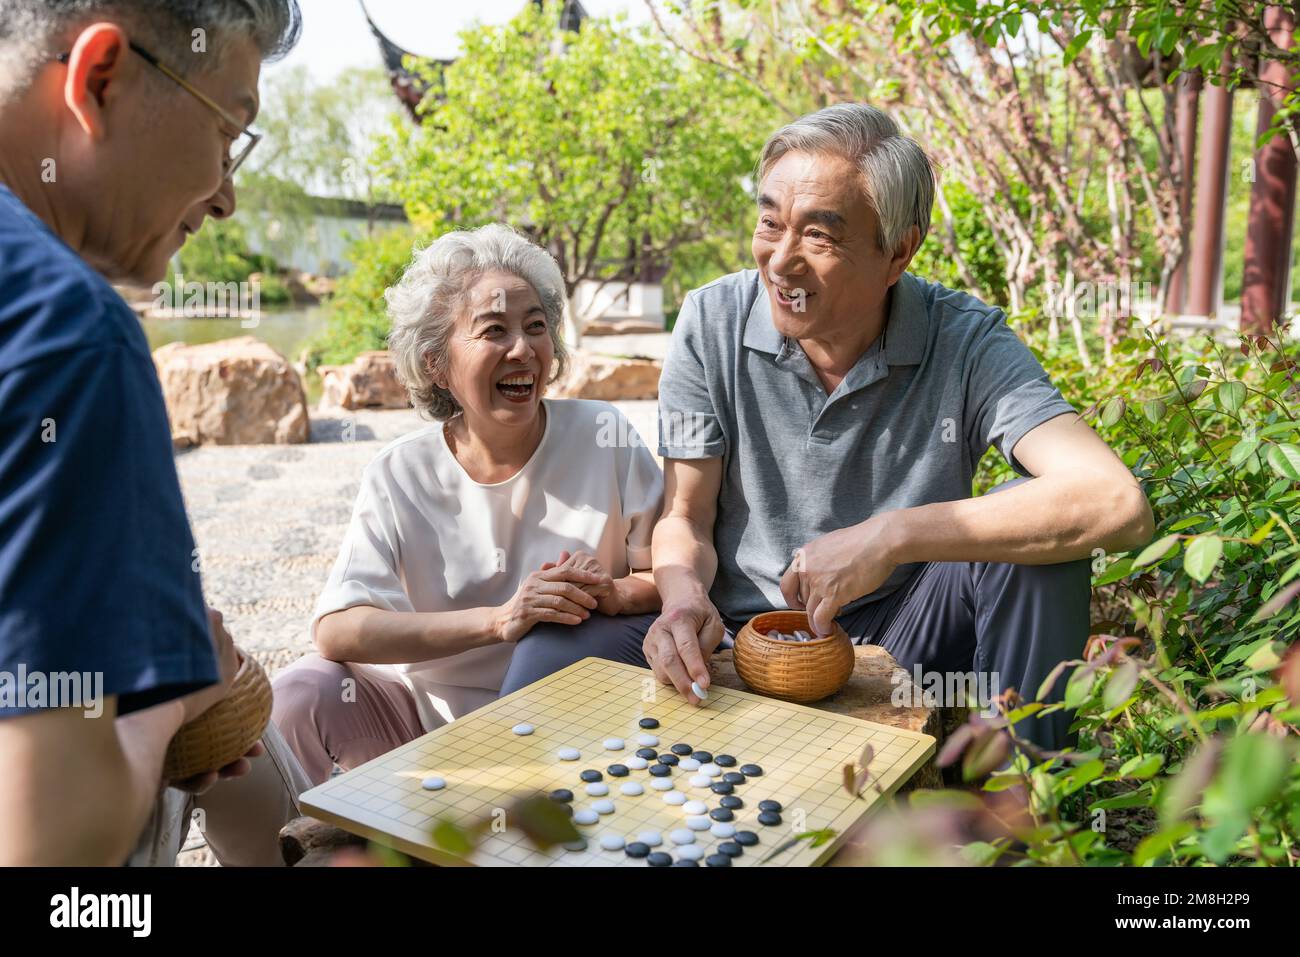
left=271, top=653, right=426, bottom=786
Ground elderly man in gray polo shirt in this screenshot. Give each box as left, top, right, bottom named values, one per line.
left=642, top=104, right=1153, bottom=751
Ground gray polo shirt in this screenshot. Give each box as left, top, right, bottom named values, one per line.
left=657, top=268, right=1076, bottom=622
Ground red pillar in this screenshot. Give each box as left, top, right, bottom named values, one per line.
left=1241, top=6, right=1298, bottom=334
left=1186, top=64, right=1235, bottom=317
left=1165, top=71, right=1202, bottom=315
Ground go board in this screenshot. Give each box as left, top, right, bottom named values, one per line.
left=299, top=657, right=936, bottom=867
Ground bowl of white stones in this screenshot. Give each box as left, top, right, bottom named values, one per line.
left=733, top=610, right=855, bottom=704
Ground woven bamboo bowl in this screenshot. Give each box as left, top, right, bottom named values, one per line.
left=733, top=610, right=854, bottom=704
left=163, top=649, right=273, bottom=781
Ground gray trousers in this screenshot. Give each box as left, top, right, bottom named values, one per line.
left=126, top=721, right=312, bottom=866
left=501, top=479, right=1090, bottom=751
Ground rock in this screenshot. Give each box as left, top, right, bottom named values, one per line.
left=583, top=319, right=665, bottom=337
left=279, top=816, right=367, bottom=866
left=553, top=350, right=662, bottom=401
left=153, top=336, right=310, bottom=446
left=317, top=350, right=411, bottom=411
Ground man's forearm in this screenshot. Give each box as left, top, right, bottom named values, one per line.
left=112, top=700, right=187, bottom=860
left=888, top=474, right=1153, bottom=567
left=651, top=514, right=718, bottom=606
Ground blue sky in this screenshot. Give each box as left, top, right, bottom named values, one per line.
left=268, top=0, right=652, bottom=81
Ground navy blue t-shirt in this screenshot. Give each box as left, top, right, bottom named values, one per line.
left=0, top=185, right=218, bottom=717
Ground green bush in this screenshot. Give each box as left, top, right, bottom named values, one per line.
left=177, top=218, right=277, bottom=287
left=1011, top=328, right=1297, bottom=865
left=306, top=226, right=425, bottom=369
left=912, top=181, right=1014, bottom=308
left=826, top=325, right=1300, bottom=867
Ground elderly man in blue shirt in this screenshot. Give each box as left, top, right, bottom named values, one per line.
left=650, top=104, right=1155, bottom=749
left=0, top=0, right=309, bottom=864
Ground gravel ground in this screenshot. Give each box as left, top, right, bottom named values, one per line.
left=174, top=401, right=659, bottom=866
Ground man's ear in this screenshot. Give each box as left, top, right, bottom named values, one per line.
left=886, top=224, right=922, bottom=286
left=63, top=22, right=130, bottom=139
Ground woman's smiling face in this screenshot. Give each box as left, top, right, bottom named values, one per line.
left=437, top=269, right=554, bottom=430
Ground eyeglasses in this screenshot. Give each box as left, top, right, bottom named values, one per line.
left=56, top=41, right=261, bottom=182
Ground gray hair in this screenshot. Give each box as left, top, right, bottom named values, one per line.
left=386, top=224, right=569, bottom=421
left=0, top=0, right=301, bottom=94
left=758, top=103, right=936, bottom=254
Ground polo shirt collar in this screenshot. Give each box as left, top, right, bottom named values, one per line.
left=742, top=272, right=929, bottom=366
left=883, top=272, right=928, bottom=366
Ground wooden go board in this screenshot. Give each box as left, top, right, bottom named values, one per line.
left=299, top=658, right=936, bottom=867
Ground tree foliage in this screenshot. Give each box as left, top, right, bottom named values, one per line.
left=371, top=1, right=771, bottom=341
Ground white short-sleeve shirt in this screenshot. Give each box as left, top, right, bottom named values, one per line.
left=311, top=398, right=663, bottom=730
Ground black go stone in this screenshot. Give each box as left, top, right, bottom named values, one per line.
left=691, top=751, right=713, bottom=763
left=635, top=748, right=658, bottom=760
left=758, top=811, right=782, bottom=827
left=579, top=769, right=603, bottom=783
left=710, top=781, right=734, bottom=795
left=757, top=799, right=783, bottom=813
left=673, top=859, right=699, bottom=867
left=670, top=743, right=693, bottom=756
left=625, top=842, right=651, bottom=858
left=646, top=851, right=673, bottom=867
left=709, top=808, right=734, bottom=822
left=657, top=752, right=679, bottom=766
left=638, top=718, right=660, bottom=729
left=550, top=789, right=574, bottom=803
left=722, top=772, right=746, bottom=785
left=715, top=754, right=737, bottom=767
left=734, top=830, right=759, bottom=847
left=719, top=795, right=743, bottom=810
left=705, top=853, right=732, bottom=867
left=718, top=842, right=744, bottom=858
left=607, top=764, right=629, bottom=777
left=648, top=763, right=673, bottom=777
left=740, top=764, right=764, bottom=777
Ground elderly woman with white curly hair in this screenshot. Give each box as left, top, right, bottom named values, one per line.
left=272, top=224, right=664, bottom=784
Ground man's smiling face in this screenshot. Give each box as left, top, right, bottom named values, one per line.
left=751, top=150, right=899, bottom=342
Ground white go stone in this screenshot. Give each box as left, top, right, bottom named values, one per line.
left=585, top=782, right=609, bottom=797
left=679, top=758, right=701, bottom=772
left=636, top=733, right=659, bottom=747
left=689, top=774, right=712, bottom=788
left=669, top=828, right=696, bottom=845
left=557, top=747, right=581, bottom=761
left=511, top=722, right=534, bottom=736
left=649, top=777, right=674, bottom=791
left=700, top=763, right=721, bottom=777
left=685, top=815, right=711, bottom=831
left=626, top=756, right=649, bottom=770
left=591, top=799, right=615, bottom=814
left=603, top=737, right=625, bottom=751
left=638, top=831, right=663, bottom=848
left=573, top=809, right=598, bottom=825
left=662, top=791, right=687, bottom=806
left=683, top=800, right=708, bottom=815
left=598, top=833, right=625, bottom=851
left=420, top=776, right=446, bottom=791
left=619, top=781, right=644, bottom=796
left=690, top=681, right=709, bottom=700
left=710, top=822, right=737, bottom=839
left=677, top=844, right=705, bottom=861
